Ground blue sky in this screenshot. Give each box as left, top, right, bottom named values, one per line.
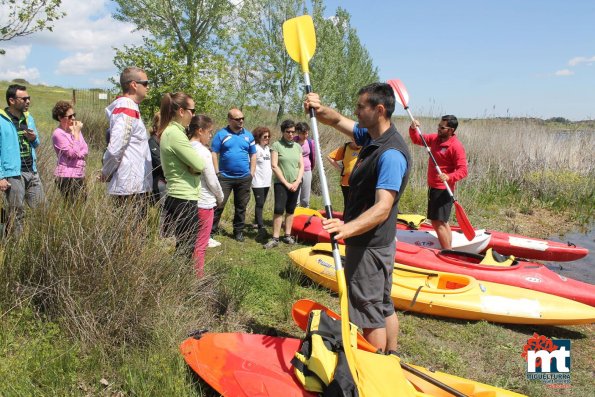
left=1, top=0, right=593, bottom=120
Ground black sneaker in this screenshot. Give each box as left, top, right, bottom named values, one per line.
left=281, top=235, right=296, bottom=245
left=263, top=238, right=279, bottom=249
left=234, top=232, right=245, bottom=242
left=257, top=227, right=268, bottom=238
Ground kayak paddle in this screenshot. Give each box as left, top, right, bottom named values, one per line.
left=283, top=14, right=358, bottom=383
left=388, top=79, right=476, bottom=241
left=294, top=206, right=325, bottom=219
left=291, top=299, right=470, bottom=397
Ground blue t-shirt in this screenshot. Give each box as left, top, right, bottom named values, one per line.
left=211, top=127, right=256, bottom=178
left=353, top=124, right=407, bottom=192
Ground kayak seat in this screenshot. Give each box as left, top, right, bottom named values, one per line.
left=479, top=248, right=516, bottom=267
left=441, top=249, right=485, bottom=261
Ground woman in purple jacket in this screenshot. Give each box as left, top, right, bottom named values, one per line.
left=51, top=100, right=89, bottom=201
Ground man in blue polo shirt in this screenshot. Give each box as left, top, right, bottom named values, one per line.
left=211, top=108, right=256, bottom=242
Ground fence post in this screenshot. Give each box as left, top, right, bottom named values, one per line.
left=72, top=89, right=76, bottom=105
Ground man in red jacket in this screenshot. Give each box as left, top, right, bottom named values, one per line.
left=409, top=115, right=467, bottom=250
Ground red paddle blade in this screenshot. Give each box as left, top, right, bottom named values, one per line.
left=454, top=201, right=476, bottom=241
left=291, top=299, right=377, bottom=353
left=387, top=79, right=409, bottom=108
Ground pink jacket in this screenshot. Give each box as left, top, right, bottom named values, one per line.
left=52, top=127, right=88, bottom=178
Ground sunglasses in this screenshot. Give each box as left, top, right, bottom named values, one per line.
left=185, top=108, right=195, bottom=114
left=262, top=135, right=270, bottom=139
left=134, top=80, right=150, bottom=87
left=230, top=117, right=244, bottom=122
left=16, top=96, right=31, bottom=101
left=65, top=113, right=76, bottom=119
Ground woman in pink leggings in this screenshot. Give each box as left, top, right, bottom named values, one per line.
left=188, top=115, right=223, bottom=277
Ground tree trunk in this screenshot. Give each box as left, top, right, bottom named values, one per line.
left=275, top=102, right=285, bottom=125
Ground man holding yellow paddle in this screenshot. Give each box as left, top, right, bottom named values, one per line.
left=304, top=84, right=410, bottom=352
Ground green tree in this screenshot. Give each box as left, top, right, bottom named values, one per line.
left=310, top=1, right=378, bottom=115
left=112, top=0, right=234, bottom=70
left=112, top=37, right=220, bottom=120
left=233, top=0, right=307, bottom=124
left=0, top=0, right=65, bottom=55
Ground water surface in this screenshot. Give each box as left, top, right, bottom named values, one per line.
left=544, top=226, right=594, bottom=285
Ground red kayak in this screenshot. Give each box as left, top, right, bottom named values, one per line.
left=180, top=331, right=526, bottom=396
left=180, top=332, right=315, bottom=396
left=313, top=210, right=589, bottom=262
left=292, top=215, right=595, bottom=307
left=396, top=221, right=588, bottom=262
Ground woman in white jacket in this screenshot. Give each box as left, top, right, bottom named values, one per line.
left=188, top=114, right=224, bottom=277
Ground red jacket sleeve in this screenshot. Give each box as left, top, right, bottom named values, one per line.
left=447, top=140, right=468, bottom=184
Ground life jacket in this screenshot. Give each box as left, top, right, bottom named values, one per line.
left=292, top=310, right=359, bottom=396
left=340, top=142, right=360, bottom=181
left=292, top=309, right=419, bottom=397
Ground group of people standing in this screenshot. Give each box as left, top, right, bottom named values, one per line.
left=1, top=67, right=468, bottom=353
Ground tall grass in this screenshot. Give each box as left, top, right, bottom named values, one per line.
left=383, top=117, right=595, bottom=227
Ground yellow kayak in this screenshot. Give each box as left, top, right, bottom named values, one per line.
left=288, top=244, right=595, bottom=325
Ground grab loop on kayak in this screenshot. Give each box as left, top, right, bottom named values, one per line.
left=188, top=329, right=208, bottom=339
left=304, top=215, right=315, bottom=229
left=409, top=286, right=423, bottom=309
left=567, top=241, right=576, bottom=247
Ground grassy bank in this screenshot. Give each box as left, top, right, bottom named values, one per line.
left=0, top=81, right=593, bottom=396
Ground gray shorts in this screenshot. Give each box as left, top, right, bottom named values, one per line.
left=344, top=240, right=396, bottom=329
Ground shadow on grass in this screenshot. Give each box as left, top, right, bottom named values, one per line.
left=278, top=264, right=328, bottom=290
left=244, top=318, right=294, bottom=338
left=400, top=311, right=590, bottom=339
left=498, top=323, right=591, bottom=339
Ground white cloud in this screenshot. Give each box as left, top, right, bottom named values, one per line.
left=0, top=45, right=32, bottom=65
left=7, top=1, right=146, bottom=79
left=56, top=51, right=112, bottom=75
left=0, top=66, right=41, bottom=81
left=0, top=45, right=41, bottom=81
left=568, top=56, right=595, bottom=67
left=89, top=77, right=111, bottom=87
left=555, top=69, right=574, bottom=76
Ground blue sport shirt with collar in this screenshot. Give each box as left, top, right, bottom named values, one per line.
left=211, top=126, right=256, bottom=178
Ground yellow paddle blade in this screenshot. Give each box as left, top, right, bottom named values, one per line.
left=283, top=15, right=316, bottom=73
left=294, top=206, right=325, bottom=218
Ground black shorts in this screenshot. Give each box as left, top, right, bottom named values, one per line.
left=273, top=183, right=301, bottom=215
left=427, top=187, right=453, bottom=222
left=344, top=241, right=396, bottom=330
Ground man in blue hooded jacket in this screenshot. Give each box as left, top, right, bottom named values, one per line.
left=0, top=84, right=44, bottom=236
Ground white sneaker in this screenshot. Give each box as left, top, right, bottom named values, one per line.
left=208, top=238, right=221, bottom=248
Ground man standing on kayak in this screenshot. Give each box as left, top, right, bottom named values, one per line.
left=409, top=116, right=468, bottom=250
left=305, top=83, right=410, bottom=352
